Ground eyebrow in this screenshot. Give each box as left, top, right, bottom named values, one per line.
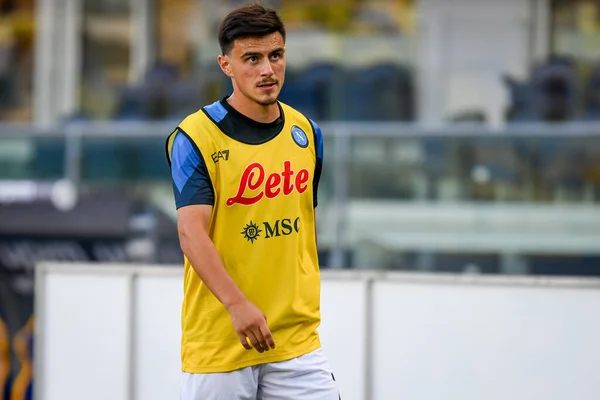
left=241, top=48, right=285, bottom=58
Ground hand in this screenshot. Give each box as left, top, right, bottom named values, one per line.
left=227, top=299, right=276, bottom=353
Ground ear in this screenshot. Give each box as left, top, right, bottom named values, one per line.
left=218, top=54, right=233, bottom=78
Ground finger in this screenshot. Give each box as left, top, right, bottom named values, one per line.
left=237, top=332, right=252, bottom=350
left=253, top=327, right=269, bottom=352
left=259, top=323, right=276, bottom=349
left=245, top=331, right=264, bottom=353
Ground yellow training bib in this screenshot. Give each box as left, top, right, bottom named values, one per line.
left=167, top=100, right=322, bottom=373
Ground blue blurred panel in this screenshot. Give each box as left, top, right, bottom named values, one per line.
left=529, top=60, right=579, bottom=122
left=584, top=66, right=600, bottom=121
left=134, top=139, right=171, bottom=181
left=144, top=61, right=180, bottom=84
left=33, top=140, right=65, bottom=179
left=345, top=63, right=415, bottom=121
left=529, top=255, right=600, bottom=276
left=78, top=139, right=171, bottom=182
left=503, top=76, right=535, bottom=122
left=166, top=80, right=201, bottom=120
left=422, top=137, right=449, bottom=179
left=288, top=63, right=343, bottom=120
left=114, top=85, right=148, bottom=121
left=82, top=140, right=124, bottom=181
left=277, top=68, right=300, bottom=107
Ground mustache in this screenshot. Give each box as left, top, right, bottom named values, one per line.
left=257, top=80, right=278, bottom=86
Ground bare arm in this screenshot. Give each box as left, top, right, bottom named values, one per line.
left=177, top=204, right=276, bottom=352
left=178, top=205, right=245, bottom=307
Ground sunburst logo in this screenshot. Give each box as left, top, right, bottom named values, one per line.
left=241, top=221, right=261, bottom=244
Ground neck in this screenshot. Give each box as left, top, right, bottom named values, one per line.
left=227, top=93, right=279, bottom=123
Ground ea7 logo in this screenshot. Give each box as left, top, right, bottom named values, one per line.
left=211, top=150, right=230, bottom=163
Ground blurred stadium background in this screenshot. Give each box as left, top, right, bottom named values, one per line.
left=1, top=0, right=600, bottom=398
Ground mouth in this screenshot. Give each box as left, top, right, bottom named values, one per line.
left=257, top=82, right=277, bottom=91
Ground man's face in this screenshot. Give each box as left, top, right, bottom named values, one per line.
left=219, top=32, right=286, bottom=106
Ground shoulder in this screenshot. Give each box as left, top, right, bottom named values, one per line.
left=200, top=99, right=229, bottom=124
left=278, top=101, right=305, bottom=121
left=308, top=118, right=322, bottom=137
left=178, top=100, right=225, bottom=132
left=168, top=130, right=202, bottom=167
left=279, top=101, right=322, bottom=133
left=171, top=130, right=195, bottom=155
left=310, top=119, right=323, bottom=158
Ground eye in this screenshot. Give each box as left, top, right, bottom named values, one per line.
left=248, top=56, right=258, bottom=63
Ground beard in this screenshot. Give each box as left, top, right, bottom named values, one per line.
left=235, top=80, right=282, bottom=107
left=255, top=96, right=279, bottom=106
left=246, top=87, right=280, bottom=107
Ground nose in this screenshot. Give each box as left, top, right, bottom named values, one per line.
left=260, top=58, right=274, bottom=76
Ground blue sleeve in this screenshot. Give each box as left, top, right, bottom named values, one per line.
left=310, top=119, right=324, bottom=208
left=170, top=131, right=214, bottom=209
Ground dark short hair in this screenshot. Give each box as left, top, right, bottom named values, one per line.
left=218, top=3, right=286, bottom=55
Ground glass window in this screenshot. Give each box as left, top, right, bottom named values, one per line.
left=153, top=0, right=211, bottom=117
left=183, top=0, right=417, bottom=121
left=551, top=0, right=600, bottom=61
left=0, top=0, right=35, bottom=121
left=156, top=0, right=196, bottom=73
left=278, top=0, right=415, bottom=35
left=79, top=0, right=131, bottom=119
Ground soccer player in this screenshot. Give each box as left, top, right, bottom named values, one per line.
left=166, top=3, right=340, bottom=400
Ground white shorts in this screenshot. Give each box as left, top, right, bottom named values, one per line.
left=180, top=348, right=340, bottom=400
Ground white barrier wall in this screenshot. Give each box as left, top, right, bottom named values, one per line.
left=35, top=264, right=600, bottom=400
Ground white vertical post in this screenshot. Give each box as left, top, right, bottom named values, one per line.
left=33, top=0, right=58, bottom=126
left=34, top=0, right=82, bottom=125
left=329, top=130, right=350, bottom=269
left=530, top=0, right=551, bottom=63
left=60, top=0, right=83, bottom=120
left=126, top=272, right=138, bottom=400
left=415, top=12, right=445, bottom=125
left=130, top=0, right=156, bottom=83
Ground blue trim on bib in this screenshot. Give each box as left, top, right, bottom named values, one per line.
left=204, top=101, right=228, bottom=123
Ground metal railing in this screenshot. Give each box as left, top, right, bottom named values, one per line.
left=2, top=120, right=600, bottom=181
left=2, top=121, right=600, bottom=271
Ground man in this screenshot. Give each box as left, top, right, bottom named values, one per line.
left=166, top=3, right=340, bottom=400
